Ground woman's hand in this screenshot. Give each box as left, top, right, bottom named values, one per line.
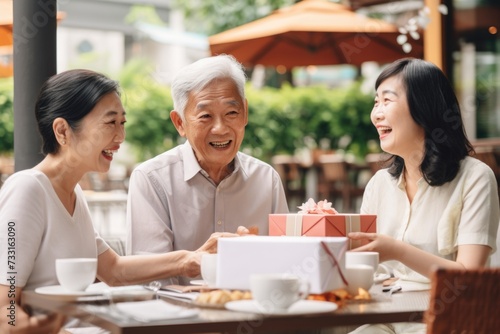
left=0, top=305, right=65, bottom=334
left=182, top=228, right=257, bottom=278
left=196, top=232, right=240, bottom=254
left=348, top=232, right=401, bottom=262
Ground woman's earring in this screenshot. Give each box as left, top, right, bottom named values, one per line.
left=62, top=141, right=66, bottom=145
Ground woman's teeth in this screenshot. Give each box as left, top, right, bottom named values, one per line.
left=379, top=127, right=392, bottom=134
left=102, top=149, right=115, bottom=157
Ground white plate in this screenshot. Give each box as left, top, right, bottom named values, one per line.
left=190, top=279, right=206, bottom=286
left=35, top=285, right=102, bottom=298
left=225, top=299, right=337, bottom=316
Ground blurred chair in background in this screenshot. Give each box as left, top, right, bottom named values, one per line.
left=473, top=146, right=500, bottom=199
left=317, top=154, right=365, bottom=212
left=365, top=152, right=392, bottom=175
left=425, top=267, right=500, bottom=334
left=271, top=154, right=306, bottom=210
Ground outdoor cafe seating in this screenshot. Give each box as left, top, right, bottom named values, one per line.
left=316, top=153, right=367, bottom=212
left=271, top=154, right=307, bottom=208
left=425, top=267, right=500, bottom=333
left=272, top=151, right=373, bottom=212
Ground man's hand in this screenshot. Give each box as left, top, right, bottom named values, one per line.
left=236, top=226, right=259, bottom=235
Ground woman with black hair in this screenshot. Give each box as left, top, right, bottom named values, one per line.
left=0, top=69, right=238, bottom=333
left=348, top=58, right=499, bottom=333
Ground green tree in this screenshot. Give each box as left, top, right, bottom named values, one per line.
left=243, top=82, right=377, bottom=161
left=119, top=59, right=178, bottom=161
left=173, top=0, right=295, bottom=35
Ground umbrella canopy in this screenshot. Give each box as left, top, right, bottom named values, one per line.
left=209, top=0, right=423, bottom=68
left=0, top=0, right=64, bottom=77
left=0, top=1, right=13, bottom=47
left=0, top=0, right=65, bottom=47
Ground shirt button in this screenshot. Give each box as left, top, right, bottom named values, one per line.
left=217, top=221, right=222, bottom=225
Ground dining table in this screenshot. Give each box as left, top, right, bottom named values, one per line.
left=22, top=282, right=429, bottom=334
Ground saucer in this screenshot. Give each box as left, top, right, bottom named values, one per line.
left=35, top=285, right=102, bottom=300
left=190, top=279, right=206, bottom=286
left=225, top=299, right=337, bottom=316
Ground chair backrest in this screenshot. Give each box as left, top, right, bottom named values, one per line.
left=425, top=267, right=500, bottom=334
left=318, top=154, right=348, bottom=181
left=365, top=153, right=392, bottom=175
left=474, top=147, right=499, bottom=174
left=271, top=155, right=301, bottom=182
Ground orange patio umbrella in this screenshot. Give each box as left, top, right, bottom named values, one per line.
left=0, top=0, right=64, bottom=77
left=0, top=4, right=12, bottom=78
left=209, top=0, right=423, bottom=69
left=0, top=0, right=14, bottom=47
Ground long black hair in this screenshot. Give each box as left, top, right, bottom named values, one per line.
left=35, top=69, right=120, bottom=155
left=375, top=58, right=474, bottom=186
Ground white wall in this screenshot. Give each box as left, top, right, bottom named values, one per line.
left=57, top=27, right=125, bottom=75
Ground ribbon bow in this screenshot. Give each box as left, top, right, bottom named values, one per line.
left=298, top=198, right=339, bottom=214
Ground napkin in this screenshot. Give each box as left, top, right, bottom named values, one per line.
left=399, top=280, right=430, bottom=292
left=115, top=299, right=198, bottom=321
left=383, top=279, right=430, bottom=292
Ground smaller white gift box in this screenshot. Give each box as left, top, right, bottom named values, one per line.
left=216, top=236, right=348, bottom=294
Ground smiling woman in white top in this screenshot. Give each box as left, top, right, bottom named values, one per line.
left=348, top=58, right=499, bottom=334
left=0, top=69, right=239, bottom=334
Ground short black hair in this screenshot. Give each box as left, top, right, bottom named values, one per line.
left=375, top=58, right=474, bottom=186
left=35, top=69, right=120, bottom=155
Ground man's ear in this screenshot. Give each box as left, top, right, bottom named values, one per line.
left=170, top=110, right=186, bottom=137
left=52, top=117, right=70, bottom=145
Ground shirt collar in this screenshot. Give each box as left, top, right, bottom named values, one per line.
left=180, top=141, right=246, bottom=181
left=397, top=166, right=426, bottom=190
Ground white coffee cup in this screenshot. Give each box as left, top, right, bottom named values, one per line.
left=250, top=273, right=309, bottom=313
left=201, top=254, right=218, bottom=286
left=344, top=264, right=374, bottom=295
left=345, top=251, right=379, bottom=271
left=55, top=258, right=97, bottom=291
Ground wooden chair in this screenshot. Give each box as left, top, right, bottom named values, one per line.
left=425, top=267, right=500, bottom=334
left=271, top=155, right=306, bottom=208
left=365, top=152, right=392, bottom=175
left=473, top=147, right=500, bottom=200
left=317, top=154, right=364, bottom=212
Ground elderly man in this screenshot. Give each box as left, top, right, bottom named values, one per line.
left=126, top=55, right=289, bottom=284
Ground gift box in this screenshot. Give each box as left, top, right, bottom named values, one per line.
left=268, top=213, right=376, bottom=249
left=216, top=236, right=348, bottom=294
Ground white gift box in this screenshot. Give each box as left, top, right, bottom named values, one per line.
left=216, top=236, right=348, bottom=294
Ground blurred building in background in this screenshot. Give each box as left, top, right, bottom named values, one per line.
left=56, top=0, right=208, bottom=84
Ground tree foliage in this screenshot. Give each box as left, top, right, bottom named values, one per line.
left=172, top=0, right=296, bottom=35
left=119, top=59, right=178, bottom=161
left=243, top=82, right=378, bottom=161
left=0, top=78, right=13, bottom=153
